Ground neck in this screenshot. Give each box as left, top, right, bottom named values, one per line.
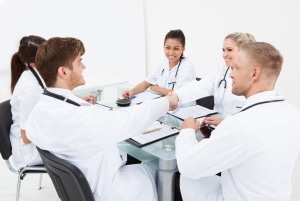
left=169, top=59, right=181, bottom=70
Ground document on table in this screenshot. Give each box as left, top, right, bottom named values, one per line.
left=131, top=91, right=162, bottom=104
left=126, top=121, right=179, bottom=147
left=168, top=105, right=218, bottom=120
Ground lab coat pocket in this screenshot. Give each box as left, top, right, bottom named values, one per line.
left=20, top=142, right=37, bottom=164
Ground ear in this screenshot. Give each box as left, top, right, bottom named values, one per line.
left=29, top=63, right=36, bottom=68
left=252, top=67, right=261, bottom=80
left=57, top=66, right=68, bottom=78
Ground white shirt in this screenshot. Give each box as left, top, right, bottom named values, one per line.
left=146, top=57, right=196, bottom=90
left=176, top=91, right=300, bottom=201
left=10, top=69, right=44, bottom=168
left=26, top=88, right=170, bottom=201
left=175, top=64, right=245, bottom=117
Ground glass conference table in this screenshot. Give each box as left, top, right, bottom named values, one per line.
left=95, top=92, right=206, bottom=201
left=75, top=83, right=206, bottom=201
left=118, top=114, right=183, bottom=201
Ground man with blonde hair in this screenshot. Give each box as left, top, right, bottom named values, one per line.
left=175, top=42, right=300, bottom=201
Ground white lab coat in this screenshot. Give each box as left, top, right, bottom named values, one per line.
left=10, top=69, right=44, bottom=169
left=175, top=64, right=245, bottom=117
left=176, top=91, right=300, bottom=201
left=146, top=57, right=196, bottom=90
left=26, top=88, right=170, bottom=201
left=291, top=151, right=300, bottom=201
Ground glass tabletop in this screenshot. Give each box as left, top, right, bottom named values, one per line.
left=93, top=84, right=210, bottom=170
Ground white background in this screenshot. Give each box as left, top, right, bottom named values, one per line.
left=1, top=0, right=299, bottom=108
left=0, top=0, right=145, bottom=100
left=143, top=0, right=300, bottom=108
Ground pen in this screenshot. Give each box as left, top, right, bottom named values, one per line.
left=95, top=89, right=103, bottom=99
left=90, top=89, right=103, bottom=103
left=143, top=128, right=161, bottom=134
left=131, top=95, right=136, bottom=99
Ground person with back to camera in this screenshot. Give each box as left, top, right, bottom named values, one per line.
left=122, top=29, right=196, bottom=98
left=175, top=41, right=300, bottom=201
left=172, top=32, right=256, bottom=127
left=25, top=37, right=178, bottom=201
left=9, top=35, right=47, bottom=169
left=9, top=35, right=98, bottom=169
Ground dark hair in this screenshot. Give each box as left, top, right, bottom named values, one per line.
left=164, top=29, right=186, bottom=59
left=164, top=29, right=185, bottom=47
left=10, top=35, right=46, bottom=93
left=36, top=37, right=85, bottom=87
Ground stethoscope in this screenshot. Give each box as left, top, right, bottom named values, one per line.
left=218, top=67, right=230, bottom=88
left=28, top=66, right=45, bottom=89
left=216, top=67, right=230, bottom=104
left=43, top=89, right=81, bottom=106
left=29, top=66, right=81, bottom=106
left=161, top=58, right=182, bottom=90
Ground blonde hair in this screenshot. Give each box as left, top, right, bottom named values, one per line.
left=225, top=32, right=256, bottom=48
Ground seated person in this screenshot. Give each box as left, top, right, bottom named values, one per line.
left=175, top=42, right=300, bottom=201
left=172, top=32, right=256, bottom=126
left=10, top=35, right=96, bottom=169
left=26, top=37, right=178, bottom=201
left=123, top=29, right=196, bottom=98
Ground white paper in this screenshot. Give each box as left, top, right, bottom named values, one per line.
left=168, top=105, right=217, bottom=120
left=131, top=91, right=162, bottom=104
left=129, top=121, right=179, bottom=146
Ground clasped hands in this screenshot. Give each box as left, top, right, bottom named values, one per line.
left=165, top=92, right=179, bottom=111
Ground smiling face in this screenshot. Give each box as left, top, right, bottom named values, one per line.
left=222, top=38, right=239, bottom=67
left=164, top=38, right=185, bottom=67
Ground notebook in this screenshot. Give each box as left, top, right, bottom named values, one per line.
left=168, top=105, right=218, bottom=120
left=126, top=121, right=179, bottom=147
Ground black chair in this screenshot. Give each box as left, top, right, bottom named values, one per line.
left=195, top=77, right=215, bottom=110
left=0, top=99, right=47, bottom=201
left=36, top=147, right=95, bottom=201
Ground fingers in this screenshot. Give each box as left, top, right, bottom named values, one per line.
left=181, top=117, right=200, bottom=130
left=122, top=90, right=131, bottom=99
left=165, top=92, right=179, bottom=111
left=87, top=95, right=96, bottom=104
left=202, top=116, right=224, bottom=126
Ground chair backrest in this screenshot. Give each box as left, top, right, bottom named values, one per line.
left=195, top=78, right=215, bottom=110
left=36, top=147, right=95, bottom=201
left=0, top=100, right=13, bottom=160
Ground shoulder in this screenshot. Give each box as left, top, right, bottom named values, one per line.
left=181, top=57, right=193, bottom=64
left=180, top=57, right=195, bottom=68
left=15, top=70, right=36, bottom=87
left=20, top=70, right=34, bottom=79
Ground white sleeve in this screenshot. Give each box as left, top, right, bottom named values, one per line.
left=175, top=117, right=248, bottom=179
left=174, top=65, right=222, bottom=105
left=146, top=59, right=165, bottom=85
left=172, top=58, right=196, bottom=90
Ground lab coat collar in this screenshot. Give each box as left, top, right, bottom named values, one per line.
left=241, top=90, right=284, bottom=111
